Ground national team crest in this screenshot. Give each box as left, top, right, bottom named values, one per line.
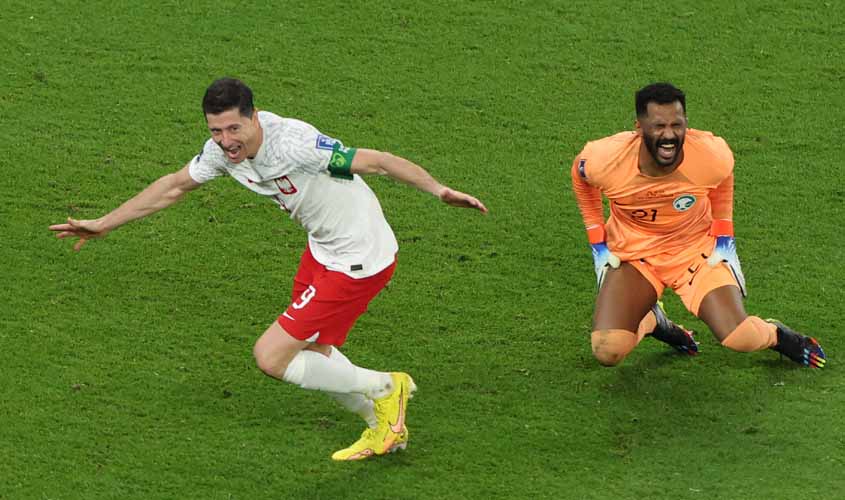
left=673, top=195, right=697, bottom=211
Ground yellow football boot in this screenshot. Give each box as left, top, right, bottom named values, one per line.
left=331, top=373, right=416, bottom=461
left=331, top=426, right=409, bottom=461
left=373, top=373, right=416, bottom=450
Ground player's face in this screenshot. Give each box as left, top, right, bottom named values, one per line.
left=637, top=101, right=687, bottom=168
left=206, top=108, right=261, bottom=163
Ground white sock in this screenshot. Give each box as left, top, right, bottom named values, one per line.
left=282, top=349, right=393, bottom=400
left=326, top=347, right=378, bottom=428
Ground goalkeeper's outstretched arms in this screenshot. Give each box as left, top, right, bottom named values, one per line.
left=49, top=164, right=202, bottom=251
left=571, top=157, right=619, bottom=287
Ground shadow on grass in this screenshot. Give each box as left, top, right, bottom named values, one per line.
left=590, top=343, right=830, bottom=461
left=284, top=451, right=417, bottom=500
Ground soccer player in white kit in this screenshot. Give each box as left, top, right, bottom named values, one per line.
left=50, top=78, right=488, bottom=461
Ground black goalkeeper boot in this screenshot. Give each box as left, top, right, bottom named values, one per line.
left=650, top=302, right=699, bottom=356
left=769, top=320, right=826, bottom=368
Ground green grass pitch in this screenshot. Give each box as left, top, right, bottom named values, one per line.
left=2, top=1, right=844, bottom=498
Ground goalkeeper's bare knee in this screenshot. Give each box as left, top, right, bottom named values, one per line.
left=591, top=329, right=638, bottom=366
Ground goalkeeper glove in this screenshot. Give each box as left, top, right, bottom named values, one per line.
left=587, top=224, right=620, bottom=288
left=706, top=219, right=747, bottom=296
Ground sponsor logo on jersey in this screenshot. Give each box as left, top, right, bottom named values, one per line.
left=673, top=195, right=697, bottom=211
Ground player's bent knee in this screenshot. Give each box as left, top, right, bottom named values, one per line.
left=591, top=329, right=638, bottom=367
left=253, top=347, right=278, bottom=377
left=594, top=350, right=626, bottom=367
left=252, top=339, right=290, bottom=379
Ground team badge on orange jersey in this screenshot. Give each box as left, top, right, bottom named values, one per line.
left=673, top=195, right=696, bottom=211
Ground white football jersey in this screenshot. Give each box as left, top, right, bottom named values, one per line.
left=188, top=111, right=398, bottom=278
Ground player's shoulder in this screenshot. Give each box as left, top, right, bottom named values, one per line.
left=580, top=131, right=638, bottom=157
left=256, top=111, right=339, bottom=174
left=686, top=128, right=734, bottom=167
left=197, top=137, right=226, bottom=165
left=260, top=111, right=315, bottom=142
left=259, top=112, right=323, bottom=156
left=576, top=131, right=638, bottom=182
left=188, top=137, right=228, bottom=183
left=683, top=129, right=734, bottom=182
left=265, top=112, right=340, bottom=150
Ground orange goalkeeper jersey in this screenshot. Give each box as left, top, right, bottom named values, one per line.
left=571, top=129, right=735, bottom=261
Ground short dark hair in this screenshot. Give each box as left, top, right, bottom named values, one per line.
left=202, top=78, right=254, bottom=117
left=635, top=82, right=686, bottom=117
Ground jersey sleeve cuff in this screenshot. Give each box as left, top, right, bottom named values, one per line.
left=709, top=219, right=734, bottom=237
left=586, top=224, right=607, bottom=245
left=187, top=158, right=207, bottom=184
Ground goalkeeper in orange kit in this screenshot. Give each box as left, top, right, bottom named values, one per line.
left=571, top=82, right=825, bottom=368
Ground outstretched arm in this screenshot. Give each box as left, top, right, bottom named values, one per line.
left=49, top=164, right=202, bottom=251
left=349, top=149, right=488, bottom=213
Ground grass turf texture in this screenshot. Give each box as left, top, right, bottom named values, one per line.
left=2, top=0, right=844, bottom=498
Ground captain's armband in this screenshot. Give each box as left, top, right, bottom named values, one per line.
left=327, top=143, right=357, bottom=180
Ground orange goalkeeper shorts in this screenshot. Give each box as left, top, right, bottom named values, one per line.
left=628, top=235, right=740, bottom=316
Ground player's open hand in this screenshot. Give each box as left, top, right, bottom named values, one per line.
left=438, top=187, right=488, bottom=214
left=49, top=217, right=109, bottom=251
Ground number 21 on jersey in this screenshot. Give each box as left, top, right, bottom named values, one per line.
left=630, top=209, right=658, bottom=221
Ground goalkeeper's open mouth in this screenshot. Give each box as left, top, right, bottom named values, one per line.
left=655, top=138, right=681, bottom=164
left=657, top=142, right=677, bottom=161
